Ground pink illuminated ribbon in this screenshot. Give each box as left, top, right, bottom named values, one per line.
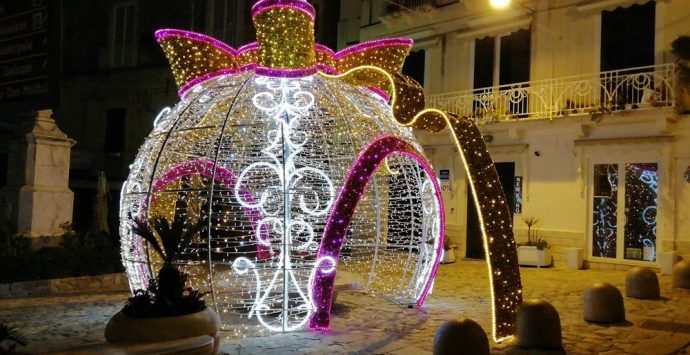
left=308, top=135, right=445, bottom=330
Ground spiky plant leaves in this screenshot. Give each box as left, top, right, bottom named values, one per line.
left=124, top=215, right=207, bottom=317
left=148, top=216, right=203, bottom=264
left=0, top=323, right=28, bottom=347
left=130, top=216, right=165, bottom=260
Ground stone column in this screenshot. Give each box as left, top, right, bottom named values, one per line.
left=17, top=110, right=76, bottom=238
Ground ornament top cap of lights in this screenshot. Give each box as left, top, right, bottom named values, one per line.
left=252, top=0, right=317, bottom=76
left=251, top=0, right=316, bottom=19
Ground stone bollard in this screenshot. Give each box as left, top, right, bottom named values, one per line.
left=673, top=260, right=690, bottom=289
left=516, top=299, right=563, bottom=349
left=583, top=283, right=625, bottom=323
left=433, top=318, right=490, bottom=355
left=625, top=267, right=660, bottom=299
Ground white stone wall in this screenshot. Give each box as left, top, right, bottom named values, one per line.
left=341, top=0, right=690, bottom=267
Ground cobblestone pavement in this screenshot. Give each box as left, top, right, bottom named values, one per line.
left=2, top=260, right=690, bottom=354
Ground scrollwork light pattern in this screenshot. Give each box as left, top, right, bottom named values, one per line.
left=119, top=73, right=443, bottom=336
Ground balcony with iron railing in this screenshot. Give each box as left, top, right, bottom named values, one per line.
left=426, top=64, right=676, bottom=125
left=383, top=0, right=459, bottom=14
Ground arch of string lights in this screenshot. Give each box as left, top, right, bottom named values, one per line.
left=119, top=0, right=522, bottom=340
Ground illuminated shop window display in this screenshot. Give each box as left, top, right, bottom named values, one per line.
left=119, top=0, right=521, bottom=340
left=591, top=163, right=658, bottom=262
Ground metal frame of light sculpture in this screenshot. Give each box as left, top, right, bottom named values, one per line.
left=145, top=160, right=272, bottom=260
left=309, top=135, right=444, bottom=330
left=121, top=0, right=522, bottom=341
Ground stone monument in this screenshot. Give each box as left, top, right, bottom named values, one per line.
left=17, top=110, right=76, bottom=240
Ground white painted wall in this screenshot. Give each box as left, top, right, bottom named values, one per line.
left=342, top=0, right=690, bottom=267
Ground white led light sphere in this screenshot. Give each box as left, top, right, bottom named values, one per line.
left=119, top=72, right=444, bottom=335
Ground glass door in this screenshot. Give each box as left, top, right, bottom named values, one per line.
left=591, top=162, right=658, bottom=262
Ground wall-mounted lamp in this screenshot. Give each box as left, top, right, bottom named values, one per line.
left=490, top=0, right=511, bottom=9
left=489, top=0, right=535, bottom=12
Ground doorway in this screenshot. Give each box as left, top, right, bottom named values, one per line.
left=589, top=161, right=658, bottom=262
left=466, top=162, right=515, bottom=259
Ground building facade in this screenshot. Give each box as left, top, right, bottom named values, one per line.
left=0, top=0, right=340, bottom=232
left=339, top=0, right=690, bottom=269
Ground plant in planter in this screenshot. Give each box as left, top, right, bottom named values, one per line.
left=672, top=35, right=690, bottom=113
left=105, top=216, right=221, bottom=353
left=0, top=323, right=28, bottom=354
left=517, top=217, right=552, bottom=267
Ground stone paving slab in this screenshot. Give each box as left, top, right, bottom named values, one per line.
left=2, top=260, right=690, bottom=354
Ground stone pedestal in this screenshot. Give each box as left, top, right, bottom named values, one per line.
left=17, top=110, right=76, bottom=238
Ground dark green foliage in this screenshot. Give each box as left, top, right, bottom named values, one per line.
left=671, top=36, right=690, bottom=61
left=673, top=36, right=690, bottom=84
left=0, top=210, right=29, bottom=260
left=0, top=226, right=123, bottom=284
left=123, top=216, right=207, bottom=317
left=0, top=322, right=28, bottom=353
left=123, top=271, right=207, bottom=317
left=60, top=228, right=123, bottom=276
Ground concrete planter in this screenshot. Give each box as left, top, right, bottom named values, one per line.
left=657, top=251, right=678, bottom=275
left=565, top=247, right=584, bottom=270
left=441, top=247, right=456, bottom=264
left=105, top=307, right=221, bottom=354
left=517, top=246, right=552, bottom=267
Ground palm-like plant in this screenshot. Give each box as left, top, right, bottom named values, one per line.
left=0, top=323, right=28, bottom=353
left=522, top=216, right=539, bottom=245
left=123, top=215, right=207, bottom=317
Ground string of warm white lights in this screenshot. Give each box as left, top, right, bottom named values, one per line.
left=119, top=68, right=444, bottom=335
left=120, top=0, right=520, bottom=340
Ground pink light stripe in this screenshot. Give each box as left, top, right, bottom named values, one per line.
left=315, top=44, right=336, bottom=58
left=366, top=86, right=391, bottom=101
left=143, top=160, right=272, bottom=260
left=308, top=135, right=445, bottom=330
left=155, top=30, right=257, bottom=60
left=316, top=63, right=337, bottom=75
left=178, top=64, right=257, bottom=98
left=255, top=66, right=317, bottom=78
left=155, top=29, right=238, bottom=56
left=333, top=38, right=413, bottom=60
left=251, top=0, right=315, bottom=20
left=237, top=42, right=260, bottom=53
left=156, top=29, right=413, bottom=87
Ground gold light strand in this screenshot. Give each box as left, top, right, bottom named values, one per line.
left=321, top=66, right=523, bottom=341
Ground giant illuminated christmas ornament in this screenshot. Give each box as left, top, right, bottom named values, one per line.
left=119, top=0, right=522, bottom=341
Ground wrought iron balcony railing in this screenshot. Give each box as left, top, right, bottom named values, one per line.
left=426, top=64, right=675, bottom=124
left=384, top=0, right=458, bottom=13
